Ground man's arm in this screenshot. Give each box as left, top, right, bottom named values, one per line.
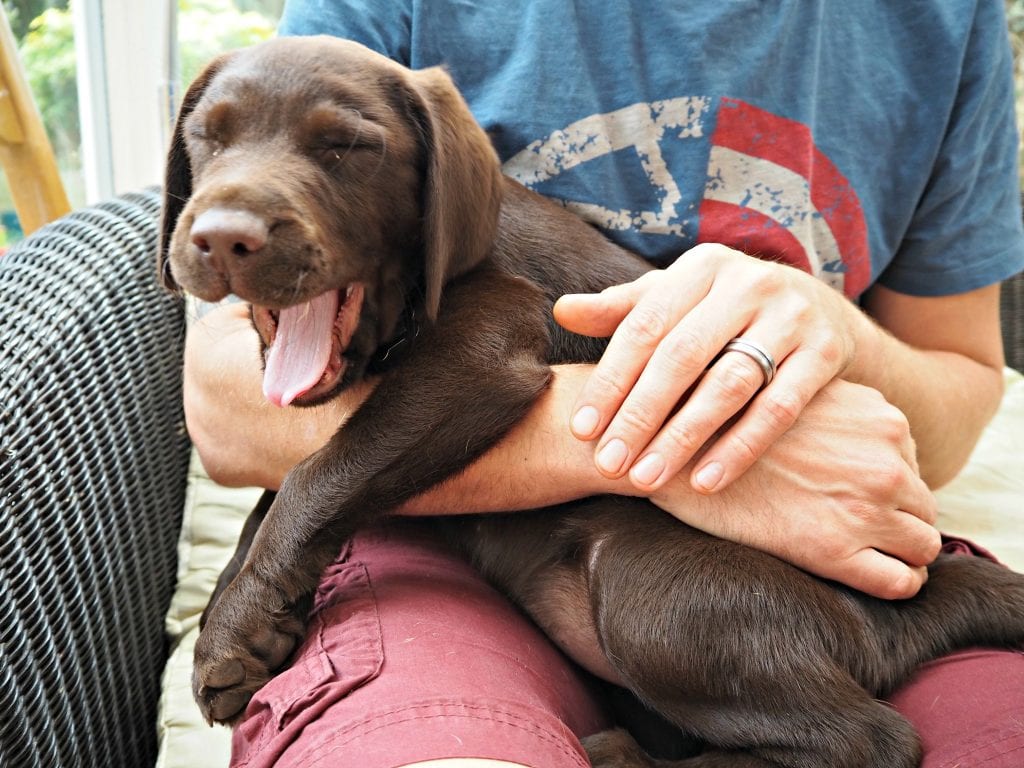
left=184, top=304, right=621, bottom=502
left=184, top=301, right=938, bottom=599
left=855, top=282, right=1005, bottom=487
left=554, top=248, right=1006, bottom=494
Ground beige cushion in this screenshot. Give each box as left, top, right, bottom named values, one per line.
left=934, top=367, right=1024, bottom=571
left=157, top=454, right=257, bottom=768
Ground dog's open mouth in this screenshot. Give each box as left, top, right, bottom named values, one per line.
left=252, top=284, right=365, bottom=407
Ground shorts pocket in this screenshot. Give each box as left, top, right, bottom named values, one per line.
left=233, top=557, right=384, bottom=766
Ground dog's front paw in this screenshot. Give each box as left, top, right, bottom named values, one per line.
left=192, top=573, right=309, bottom=725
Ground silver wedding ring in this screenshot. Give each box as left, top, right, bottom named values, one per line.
left=722, top=338, right=777, bottom=388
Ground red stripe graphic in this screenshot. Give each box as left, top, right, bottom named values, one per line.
left=699, top=98, right=871, bottom=298
left=699, top=200, right=812, bottom=274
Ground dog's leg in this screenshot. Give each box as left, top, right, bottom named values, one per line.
left=583, top=728, right=782, bottom=767
left=192, top=269, right=553, bottom=724
left=577, top=504, right=922, bottom=768
left=200, top=490, right=275, bottom=629
left=850, top=552, right=1024, bottom=695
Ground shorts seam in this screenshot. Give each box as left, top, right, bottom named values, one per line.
left=939, top=730, right=1024, bottom=768
left=300, top=700, right=587, bottom=768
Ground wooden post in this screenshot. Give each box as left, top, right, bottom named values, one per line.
left=0, top=7, right=70, bottom=235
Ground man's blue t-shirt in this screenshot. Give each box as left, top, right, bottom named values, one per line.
left=279, top=0, right=1024, bottom=300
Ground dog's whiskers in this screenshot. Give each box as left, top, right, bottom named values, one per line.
left=289, top=268, right=310, bottom=305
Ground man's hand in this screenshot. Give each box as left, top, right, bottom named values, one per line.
left=555, top=243, right=874, bottom=495
left=183, top=302, right=373, bottom=489
left=648, top=378, right=941, bottom=599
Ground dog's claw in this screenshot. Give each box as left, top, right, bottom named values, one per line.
left=203, top=657, right=246, bottom=688
left=192, top=574, right=307, bottom=725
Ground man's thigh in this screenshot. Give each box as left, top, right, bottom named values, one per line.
left=889, top=648, right=1024, bottom=768
left=888, top=539, right=1024, bottom=768
left=231, top=519, right=609, bottom=768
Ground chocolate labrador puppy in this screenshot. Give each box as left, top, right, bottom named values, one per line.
left=160, top=37, right=1024, bottom=767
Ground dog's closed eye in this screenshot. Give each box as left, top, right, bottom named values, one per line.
left=187, top=101, right=237, bottom=152
left=303, top=105, right=385, bottom=164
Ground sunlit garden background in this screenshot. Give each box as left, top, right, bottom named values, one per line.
left=0, top=0, right=281, bottom=244
left=3, top=0, right=1024, bottom=246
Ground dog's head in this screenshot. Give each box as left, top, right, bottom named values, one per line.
left=160, top=36, right=503, bottom=406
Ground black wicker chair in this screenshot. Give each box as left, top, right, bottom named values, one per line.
left=0, top=190, right=1022, bottom=768
left=0, top=188, right=189, bottom=768
left=1002, top=270, right=1024, bottom=372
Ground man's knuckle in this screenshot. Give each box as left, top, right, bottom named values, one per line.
left=661, top=419, right=704, bottom=456
left=591, top=367, right=631, bottom=403
left=751, top=269, right=785, bottom=299
left=617, top=405, right=662, bottom=436
left=814, top=336, right=845, bottom=369
left=761, top=388, right=803, bottom=428
left=921, top=528, right=943, bottom=562
left=663, top=327, right=711, bottom=371
left=688, top=242, right=730, bottom=263
left=726, top=431, right=760, bottom=464
left=623, top=304, right=668, bottom=346
left=882, top=410, right=912, bottom=442
left=714, top=359, right=762, bottom=401
left=873, top=460, right=908, bottom=495
left=886, top=569, right=920, bottom=600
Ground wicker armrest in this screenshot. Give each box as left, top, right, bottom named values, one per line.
left=1002, top=270, right=1024, bottom=373
left=0, top=189, right=191, bottom=768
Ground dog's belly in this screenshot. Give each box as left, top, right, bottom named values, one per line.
left=522, top=562, right=624, bottom=684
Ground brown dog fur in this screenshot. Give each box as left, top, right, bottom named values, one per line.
left=161, top=37, right=1024, bottom=767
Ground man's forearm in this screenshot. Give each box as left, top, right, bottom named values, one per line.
left=853, top=283, right=1005, bottom=488
left=184, top=305, right=621, bottom=507
left=856, top=340, right=1002, bottom=488
left=398, top=365, right=629, bottom=515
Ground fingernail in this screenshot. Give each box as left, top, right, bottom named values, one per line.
left=597, top=439, right=628, bottom=475
left=571, top=406, right=600, bottom=438
left=694, top=461, right=724, bottom=492
left=631, top=453, right=665, bottom=486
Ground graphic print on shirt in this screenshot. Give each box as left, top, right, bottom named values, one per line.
left=504, top=96, right=870, bottom=298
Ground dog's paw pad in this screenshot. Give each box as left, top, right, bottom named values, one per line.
left=252, top=625, right=298, bottom=669
left=203, top=657, right=246, bottom=688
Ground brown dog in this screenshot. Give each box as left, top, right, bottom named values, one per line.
left=160, top=37, right=1024, bottom=767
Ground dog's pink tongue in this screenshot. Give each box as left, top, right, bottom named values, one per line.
left=263, top=290, right=339, bottom=407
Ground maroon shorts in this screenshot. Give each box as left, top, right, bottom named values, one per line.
left=231, top=522, right=1024, bottom=768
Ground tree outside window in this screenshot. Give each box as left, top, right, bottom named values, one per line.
left=0, top=0, right=281, bottom=247
left=2, top=1, right=1024, bottom=250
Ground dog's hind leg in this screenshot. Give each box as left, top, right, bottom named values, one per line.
left=581, top=504, right=922, bottom=768
left=850, top=552, right=1024, bottom=696
left=583, top=724, right=915, bottom=768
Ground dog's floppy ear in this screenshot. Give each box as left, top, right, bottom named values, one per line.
left=158, top=52, right=237, bottom=292
left=406, top=66, right=503, bottom=321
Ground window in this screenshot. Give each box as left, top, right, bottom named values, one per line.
left=0, top=0, right=281, bottom=246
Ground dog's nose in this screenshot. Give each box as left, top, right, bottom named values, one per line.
left=191, top=209, right=269, bottom=265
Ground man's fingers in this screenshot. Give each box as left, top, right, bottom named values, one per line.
left=566, top=280, right=711, bottom=443
left=834, top=549, right=930, bottom=600
left=554, top=274, right=658, bottom=338
left=881, top=516, right=943, bottom=568
left=686, top=349, right=827, bottom=493
left=626, top=350, right=769, bottom=490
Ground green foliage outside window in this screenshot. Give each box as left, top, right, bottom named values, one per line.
left=177, top=0, right=277, bottom=90
left=2, top=0, right=1024, bottom=234
left=0, top=0, right=278, bottom=239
